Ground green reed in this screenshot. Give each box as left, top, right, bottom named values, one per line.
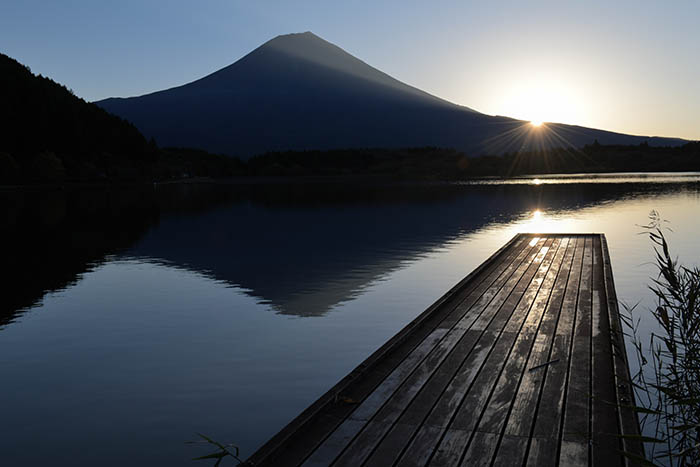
left=622, top=211, right=700, bottom=466
left=187, top=433, right=244, bottom=466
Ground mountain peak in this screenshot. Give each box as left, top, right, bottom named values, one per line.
left=95, top=32, right=683, bottom=157
left=272, top=31, right=319, bottom=40
left=175, top=30, right=461, bottom=111
left=254, top=30, right=357, bottom=66
left=262, top=31, right=331, bottom=50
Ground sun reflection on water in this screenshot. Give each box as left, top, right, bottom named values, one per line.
left=515, top=208, right=575, bottom=234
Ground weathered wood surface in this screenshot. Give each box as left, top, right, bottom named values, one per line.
left=246, top=234, right=644, bottom=467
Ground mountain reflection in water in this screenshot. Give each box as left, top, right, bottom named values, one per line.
left=2, top=177, right=698, bottom=326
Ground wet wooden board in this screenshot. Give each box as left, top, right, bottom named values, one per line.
left=245, top=234, right=644, bottom=467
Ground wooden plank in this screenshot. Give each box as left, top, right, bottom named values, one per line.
left=302, top=419, right=367, bottom=467
left=347, top=329, right=450, bottom=423
left=437, top=237, right=562, bottom=438
left=327, top=239, right=553, bottom=466
left=466, top=238, right=570, bottom=438
left=428, top=429, right=471, bottom=466
left=302, top=330, right=448, bottom=466
left=444, top=238, right=545, bottom=332
left=530, top=236, right=585, bottom=445
left=245, top=234, right=645, bottom=467
left=359, top=331, right=483, bottom=467
left=437, top=236, right=536, bottom=330
left=459, top=238, right=572, bottom=466
left=358, top=239, right=545, bottom=467
left=526, top=437, right=558, bottom=467
left=560, top=236, right=593, bottom=452
left=388, top=238, right=563, bottom=467
left=501, top=238, right=582, bottom=465
left=391, top=331, right=510, bottom=467
left=360, top=422, right=420, bottom=467
left=248, top=235, right=529, bottom=467
left=503, top=236, right=576, bottom=440
left=600, top=234, right=645, bottom=463
left=333, top=331, right=474, bottom=467
left=591, top=235, right=622, bottom=466
left=559, top=440, right=589, bottom=467
left=390, top=238, right=566, bottom=467
left=353, top=240, right=535, bottom=425
left=491, top=434, right=528, bottom=467
left=458, top=431, right=499, bottom=466
left=299, top=237, right=537, bottom=466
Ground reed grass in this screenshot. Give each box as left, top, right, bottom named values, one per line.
left=187, top=433, right=244, bottom=466
left=622, top=211, right=700, bottom=466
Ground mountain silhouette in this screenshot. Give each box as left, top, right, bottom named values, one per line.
left=0, top=52, right=155, bottom=182
left=96, top=32, right=684, bottom=157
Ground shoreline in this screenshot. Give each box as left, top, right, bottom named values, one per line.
left=3, top=169, right=700, bottom=192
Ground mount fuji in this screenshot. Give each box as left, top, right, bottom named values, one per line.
left=96, top=32, right=684, bottom=158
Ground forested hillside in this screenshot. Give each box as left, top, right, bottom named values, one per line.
left=0, top=53, right=158, bottom=182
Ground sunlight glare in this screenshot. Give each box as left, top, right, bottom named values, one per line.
left=521, top=209, right=571, bottom=234
left=529, top=209, right=547, bottom=233
left=490, top=74, right=588, bottom=127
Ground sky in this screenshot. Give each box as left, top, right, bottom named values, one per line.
left=1, top=0, right=698, bottom=140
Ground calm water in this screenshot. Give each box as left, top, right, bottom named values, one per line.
left=1, top=176, right=699, bottom=466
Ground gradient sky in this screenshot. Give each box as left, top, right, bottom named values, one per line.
left=2, top=0, right=698, bottom=140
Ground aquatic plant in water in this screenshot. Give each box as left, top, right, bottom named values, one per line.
left=622, top=211, right=700, bottom=466
left=187, top=433, right=244, bottom=466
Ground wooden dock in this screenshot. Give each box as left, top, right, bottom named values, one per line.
left=246, top=234, right=644, bottom=466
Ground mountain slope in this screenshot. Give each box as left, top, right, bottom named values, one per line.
left=96, top=32, right=685, bottom=157
left=0, top=52, right=156, bottom=181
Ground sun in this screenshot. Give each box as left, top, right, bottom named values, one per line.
left=488, top=73, right=588, bottom=130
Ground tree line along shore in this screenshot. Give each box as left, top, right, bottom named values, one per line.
left=2, top=52, right=698, bottom=185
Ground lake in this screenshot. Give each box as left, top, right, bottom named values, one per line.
left=1, top=174, right=699, bottom=466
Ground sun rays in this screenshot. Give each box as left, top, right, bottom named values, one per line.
left=474, top=119, right=600, bottom=177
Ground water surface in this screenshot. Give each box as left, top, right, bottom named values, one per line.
left=1, top=175, right=699, bottom=465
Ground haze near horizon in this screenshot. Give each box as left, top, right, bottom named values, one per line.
left=1, top=0, right=698, bottom=141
